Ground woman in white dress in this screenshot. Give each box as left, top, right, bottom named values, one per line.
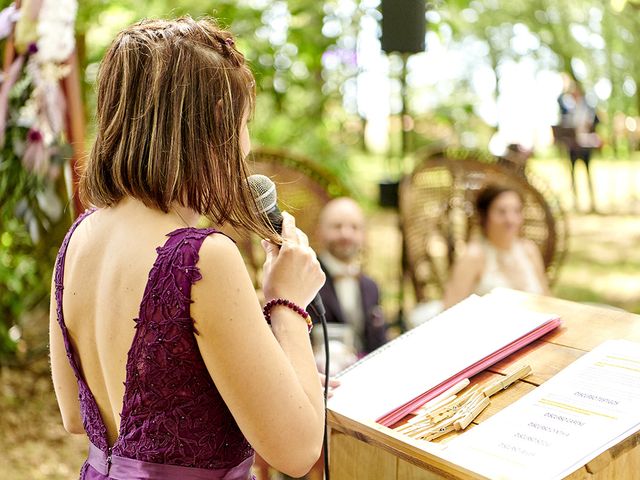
left=443, top=184, right=550, bottom=309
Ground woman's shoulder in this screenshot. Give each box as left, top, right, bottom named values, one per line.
left=518, top=238, right=546, bottom=271
left=199, top=228, right=239, bottom=253
left=462, top=240, right=487, bottom=262
left=449, top=240, right=486, bottom=276
left=519, top=238, right=541, bottom=257
left=197, top=230, right=246, bottom=272
left=58, top=208, right=101, bottom=260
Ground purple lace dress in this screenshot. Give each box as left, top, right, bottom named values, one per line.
left=54, top=209, right=255, bottom=479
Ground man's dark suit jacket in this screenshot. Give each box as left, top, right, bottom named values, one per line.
left=310, top=261, right=387, bottom=354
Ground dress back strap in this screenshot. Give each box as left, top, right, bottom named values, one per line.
left=53, top=208, right=111, bottom=451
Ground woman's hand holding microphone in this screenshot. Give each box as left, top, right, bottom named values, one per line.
left=261, top=212, right=325, bottom=310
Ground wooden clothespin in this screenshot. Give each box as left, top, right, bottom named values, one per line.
left=453, top=395, right=490, bottom=430
left=409, top=394, right=486, bottom=441
left=415, top=416, right=457, bottom=441
left=428, top=385, right=481, bottom=421
left=400, top=414, right=437, bottom=436
left=422, top=423, right=457, bottom=441
left=406, top=421, right=439, bottom=438
left=481, top=364, right=531, bottom=398
left=411, top=395, right=457, bottom=422
left=396, top=416, right=435, bottom=434
left=397, top=365, right=532, bottom=442
left=414, top=378, right=470, bottom=415
left=410, top=395, right=458, bottom=425
left=396, top=379, right=472, bottom=435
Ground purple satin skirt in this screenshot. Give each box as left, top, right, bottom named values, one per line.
left=82, top=442, right=255, bottom=480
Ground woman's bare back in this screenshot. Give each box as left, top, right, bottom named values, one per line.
left=61, top=199, right=200, bottom=444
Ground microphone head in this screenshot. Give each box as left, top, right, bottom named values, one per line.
left=247, top=174, right=278, bottom=214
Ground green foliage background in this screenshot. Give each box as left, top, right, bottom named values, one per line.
left=2, top=0, right=640, bottom=363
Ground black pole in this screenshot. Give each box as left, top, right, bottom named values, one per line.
left=400, top=52, right=409, bottom=162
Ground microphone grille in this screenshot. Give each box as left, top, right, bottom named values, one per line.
left=247, top=174, right=277, bottom=214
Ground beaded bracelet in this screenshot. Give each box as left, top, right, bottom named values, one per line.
left=263, top=298, right=313, bottom=333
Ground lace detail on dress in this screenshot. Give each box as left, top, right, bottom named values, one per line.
left=54, top=214, right=254, bottom=474
left=113, top=228, right=253, bottom=468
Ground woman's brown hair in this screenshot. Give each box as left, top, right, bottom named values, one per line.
left=475, top=184, right=523, bottom=234
left=80, top=17, right=278, bottom=241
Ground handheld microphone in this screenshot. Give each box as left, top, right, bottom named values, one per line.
left=247, top=174, right=326, bottom=319
left=248, top=173, right=331, bottom=480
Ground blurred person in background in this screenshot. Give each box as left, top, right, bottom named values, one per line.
left=310, top=197, right=387, bottom=375
left=557, top=80, right=601, bottom=213
left=443, top=184, right=550, bottom=309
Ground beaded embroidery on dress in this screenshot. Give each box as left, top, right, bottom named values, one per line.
left=54, top=209, right=255, bottom=479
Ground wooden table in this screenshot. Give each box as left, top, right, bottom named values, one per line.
left=328, top=290, right=640, bottom=479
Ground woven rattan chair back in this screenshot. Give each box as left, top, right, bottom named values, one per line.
left=400, top=148, right=567, bottom=302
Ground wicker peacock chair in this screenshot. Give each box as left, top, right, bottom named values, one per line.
left=219, top=147, right=351, bottom=287
left=399, top=147, right=568, bottom=303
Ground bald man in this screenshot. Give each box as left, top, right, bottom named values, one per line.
left=312, top=198, right=387, bottom=356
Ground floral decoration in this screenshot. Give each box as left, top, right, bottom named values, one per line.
left=0, top=0, right=77, bottom=229
left=0, top=0, right=77, bottom=362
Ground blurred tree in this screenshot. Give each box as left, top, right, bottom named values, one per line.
left=4, top=0, right=640, bottom=363
left=74, top=0, right=356, bottom=170
left=432, top=0, right=640, bottom=153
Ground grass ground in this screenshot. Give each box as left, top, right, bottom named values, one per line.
left=552, top=213, right=640, bottom=314
left=1, top=356, right=87, bottom=479
left=524, top=156, right=640, bottom=314
left=1, top=154, right=639, bottom=479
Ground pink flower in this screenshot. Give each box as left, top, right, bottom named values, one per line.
left=28, top=128, right=43, bottom=142
left=22, top=128, right=50, bottom=175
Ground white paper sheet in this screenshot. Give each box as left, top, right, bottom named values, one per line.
left=327, top=294, right=559, bottom=422
left=441, top=339, right=640, bottom=480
